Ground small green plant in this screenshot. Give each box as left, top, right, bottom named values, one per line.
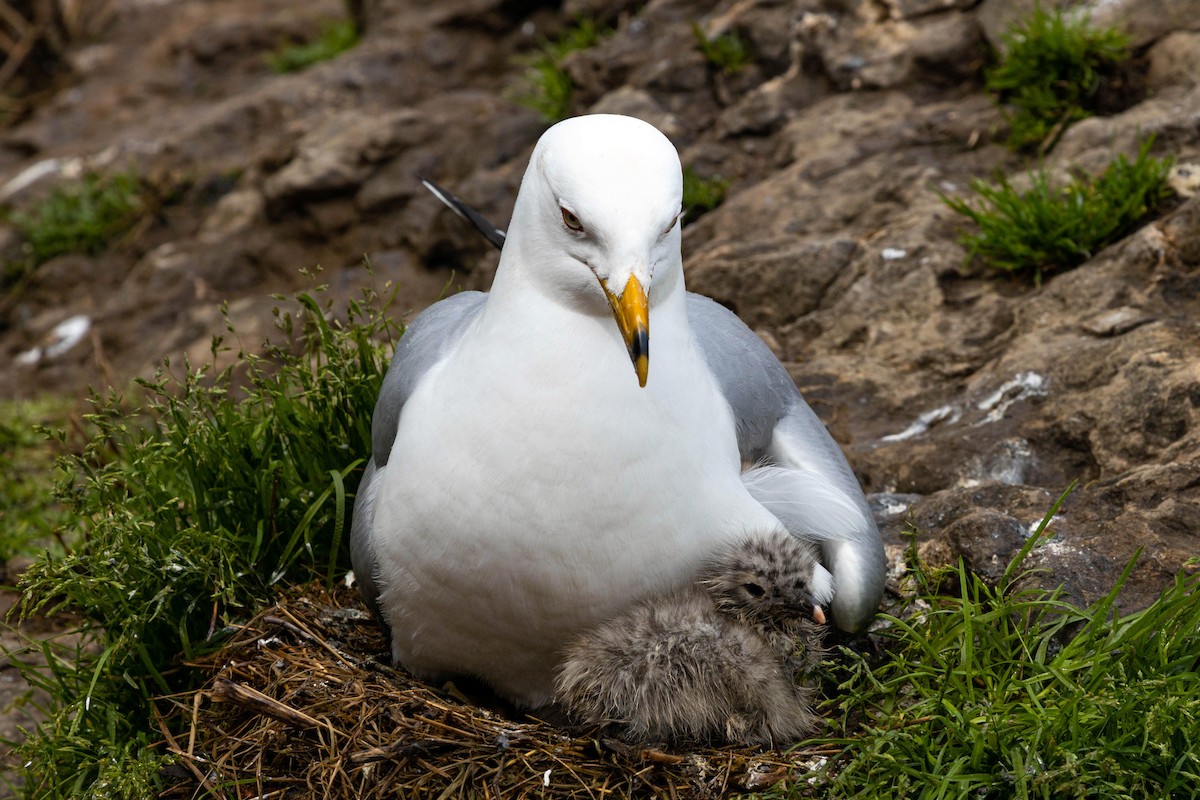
left=682, top=167, right=730, bottom=225
left=267, top=19, right=359, bottom=74
left=0, top=396, right=74, bottom=562
left=513, top=18, right=609, bottom=122
left=986, top=5, right=1130, bottom=152
left=808, top=487, right=1200, bottom=798
left=941, top=138, right=1173, bottom=283
left=7, top=172, right=145, bottom=267
left=13, top=286, right=397, bottom=799
left=692, top=23, right=750, bottom=75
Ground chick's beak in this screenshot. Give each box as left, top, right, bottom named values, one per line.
left=786, top=597, right=828, bottom=626
left=602, top=274, right=649, bottom=387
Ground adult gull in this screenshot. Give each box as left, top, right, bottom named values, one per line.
left=350, top=114, right=884, bottom=707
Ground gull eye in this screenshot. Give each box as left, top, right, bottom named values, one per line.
left=561, top=208, right=584, bottom=232
left=742, top=582, right=766, bottom=598
left=662, top=213, right=680, bottom=236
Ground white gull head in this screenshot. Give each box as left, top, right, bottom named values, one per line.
left=502, top=114, right=685, bottom=386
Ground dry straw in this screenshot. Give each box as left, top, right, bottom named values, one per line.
left=160, top=584, right=833, bottom=799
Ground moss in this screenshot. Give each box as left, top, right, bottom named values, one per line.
left=682, top=167, right=730, bottom=225
left=986, top=5, right=1130, bottom=153
left=941, top=138, right=1173, bottom=283
left=7, top=172, right=146, bottom=269
left=693, top=24, right=750, bottom=75
left=512, top=18, right=610, bottom=122
left=267, top=19, right=359, bottom=74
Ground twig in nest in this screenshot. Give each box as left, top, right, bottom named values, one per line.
left=601, top=737, right=687, bottom=764
left=150, top=699, right=228, bottom=800
left=265, top=608, right=356, bottom=669
left=209, top=677, right=340, bottom=735
left=349, top=738, right=459, bottom=765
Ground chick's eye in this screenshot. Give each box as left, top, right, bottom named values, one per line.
left=561, top=208, right=584, bottom=232
left=742, top=582, right=766, bottom=598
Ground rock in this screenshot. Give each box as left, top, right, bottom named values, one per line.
left=1147, top=32, right=1200, bottom=91
left=563, top=0, right=642, bottom=18
left=1090, top=0, right=1200, bottom=48
left=942, top=508, right=1027, bottom=583
left=13, top=312, right=93, bottom=367
left=1048, top=86, right=1200, bottom=174
left=687, top=237, right=858, bottom=331
left=0, top=224, right=23, bottom=264
left=1169, top=162, right=1200, bottom=198
left=3, top=556, right=38, bottom=584
left=199, top=188, right=266, bottom=240
left=1080, top=307, right=1154, bottom=338
left=975, top=0, right=1043, bottom=50
left=263, top=110, right=425, bottom=206
left=0, top=159, right=66, bottom=204
left=362, top=0, right=507, bottom=33
left=588, top=87, right=686, bottom=140
left=798, top=3, right=984, bottom=91
left=67, top=44, right=120, bottom=75
left=884, top=0, right=976, bottom=19
left=715, top=70, right=825, bottom=138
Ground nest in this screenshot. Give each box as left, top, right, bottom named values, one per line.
left=159, top=583, right=836, bottom=799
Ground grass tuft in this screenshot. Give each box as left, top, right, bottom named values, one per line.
left=804, top=487, right=1200, bottom=798
left=692, top=23, right=751, bottom=75
left=267, top=19, right=359, bottom=74
left=986, top=5, right=1129, bottom=153
left=12, top=285, right=398, bottom=799
left=682, top=166, right=730, bottom=225
left=6, top=172, right=146, bottom=271
left=513, top=18, right=609, bottom=122
left=941, top=138, right=1173, bottom=282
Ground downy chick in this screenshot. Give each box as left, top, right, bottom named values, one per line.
left=555, top=530, right=831, bottom=746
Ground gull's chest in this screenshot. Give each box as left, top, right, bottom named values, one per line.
left=397, top=308, right=739, bottom=498
left=369, top=300, right=783, bottom=705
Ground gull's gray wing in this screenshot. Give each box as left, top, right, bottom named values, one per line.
left=686, top=292, right=885, bottom=632
left=351, top=291, right=487, bottom=618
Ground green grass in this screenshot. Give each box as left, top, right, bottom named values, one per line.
left=682, top=166, right=730, bottom=225
left=513, top=18, right=609, bottom=122
left=267, top=19, right=359, bottom=74
left=941, top=138, right=1173, bottom=282
left=0, top=397, right=75, bottom=563
left=986, top=5, right=1129, bottom=153
left=795, top=487, right=1200, bottom=799
left=6, top=172, right=145, bottom=273
left=692, top=23, right=750, bottom=75
left=11, top=286, right=397, bottom=800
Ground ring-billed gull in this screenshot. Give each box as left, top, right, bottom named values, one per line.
left=555, top=528, right=829, bottom=746
left=350, top=114, right=883, bottom=706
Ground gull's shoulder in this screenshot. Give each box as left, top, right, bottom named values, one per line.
left=685, top=292, right=798, bottom=461
left=371, top=291, right=487, bottom=466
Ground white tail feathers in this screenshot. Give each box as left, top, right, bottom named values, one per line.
left=741, top=464, right=872, bottom=545
left=810, top=560, right=835, bottom=608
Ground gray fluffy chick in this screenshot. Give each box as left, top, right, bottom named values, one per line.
left=554, top=529, right=832, bottom=747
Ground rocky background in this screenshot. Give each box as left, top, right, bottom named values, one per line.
left=2, top=0, right=1198, bottom=617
